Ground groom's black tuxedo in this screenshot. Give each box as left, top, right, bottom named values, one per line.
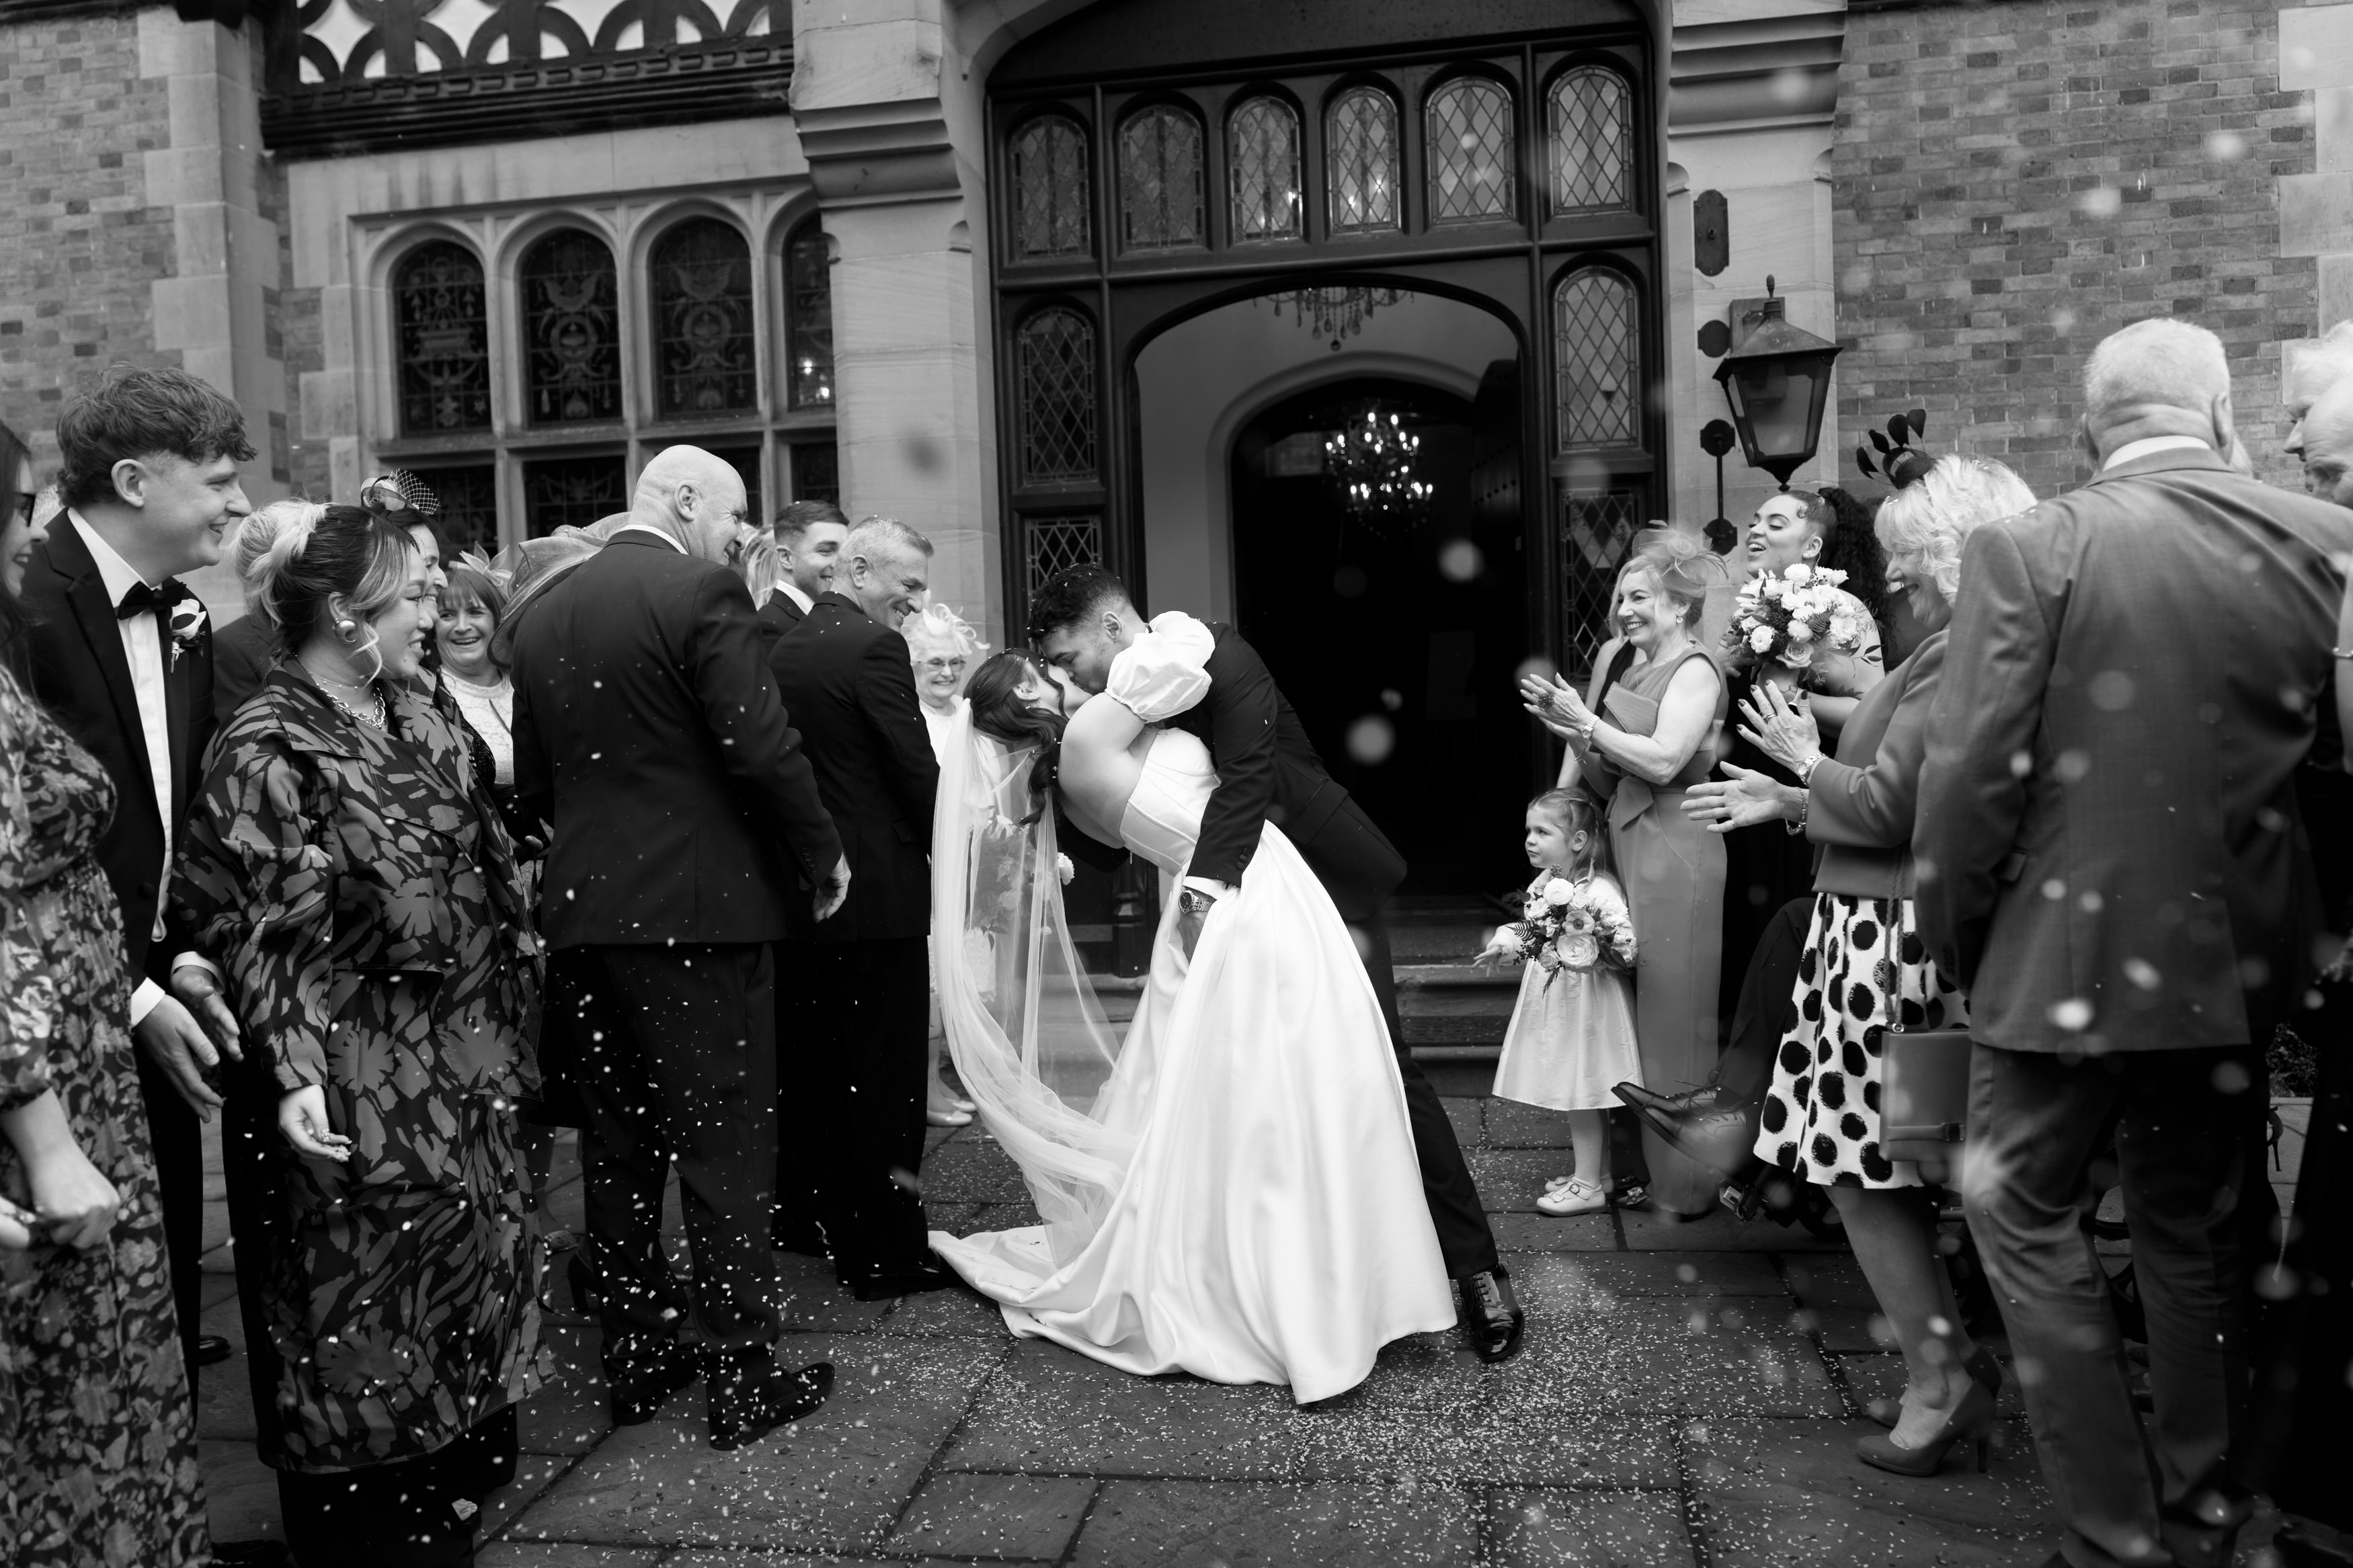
left=1080, top=621, right=1499, bottom=1281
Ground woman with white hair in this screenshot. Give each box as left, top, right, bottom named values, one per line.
left=906, top=603, right=984, bottom=1126
left=1685, top=453, right=2038, bottom=1479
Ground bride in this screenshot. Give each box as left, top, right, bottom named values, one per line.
left=926, top=632, right=1455, bottom=1403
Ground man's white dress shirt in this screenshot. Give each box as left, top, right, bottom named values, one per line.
left=2101, top=435, right=2210, bottom=470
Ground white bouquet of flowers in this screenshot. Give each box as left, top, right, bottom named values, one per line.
left=1506, top=875, right=1636, bottom=986
left=1724, top=562, right=1866, bottom=674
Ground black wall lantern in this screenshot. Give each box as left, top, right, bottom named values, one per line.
left=1711, top=276, right=1841, bottom=490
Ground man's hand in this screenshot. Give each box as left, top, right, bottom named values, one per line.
left=813, top=855, right=852, bottom=922
left=171, top=964, right=243, bottom=1061
left=133, top=997, right=225, bottom=1118
left=278, top=1085, right=354, bottom=1163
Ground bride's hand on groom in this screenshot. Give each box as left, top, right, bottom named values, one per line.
left=812, top=855, right=852, bottom=921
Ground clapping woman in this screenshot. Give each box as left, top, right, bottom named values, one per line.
left=1683, top=455, right=2036, bottom=1478
left=173, top=500, right=545, bottom=1567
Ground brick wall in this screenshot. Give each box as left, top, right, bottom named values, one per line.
left=1833, top=0, right=2314, bottom=499
left=0, top=7, right=177, bottom=483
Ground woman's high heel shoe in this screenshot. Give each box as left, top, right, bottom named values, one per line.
left=1856, top=1376, right=1996, bottom=1477
left=1866, top=1344, right=2001, bottom=1428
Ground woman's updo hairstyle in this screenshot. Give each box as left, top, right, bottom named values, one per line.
left=1616, top=527, right=1724, bottom=630
left=237, top=499, right=418, bottom=663
left=964, top=648, right=1064, bottom=824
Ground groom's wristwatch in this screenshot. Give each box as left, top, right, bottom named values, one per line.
left=1178, top=886, right=1220, bottom=918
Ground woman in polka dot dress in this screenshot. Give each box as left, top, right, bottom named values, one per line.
left=1685, top=453, right=2038, bottom=1479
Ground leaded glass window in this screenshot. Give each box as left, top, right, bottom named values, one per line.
left=651, top=218, right=756, bottom=417
left=395, top=241, right=491, bottom=436
left=1227, top=96, right=1302, bottom=242
left=1553, top=267, right=1640, bottom=451
left=521, top=229, right=621, bottom=425
left=1117, top=105, right=1203, bottom=251
left=1326, top=86, right=1400, bottom=237
left=786, top=220, right=834, bottom=409
left=1016, top=307, right=1096, bottom=485
left=1027, top=514, right=1101, bottom=595
left=1548, top=65, right=1634, bottom=216
left=523, top=453, right=626, bottom=538
left=1012, top=114, right=1091, bottom=260
left=1562, top=487, right=1640, bottom=677
left=1426, top=77, right=1515, bottom=225
left=406, top=463, right=497, bottom=552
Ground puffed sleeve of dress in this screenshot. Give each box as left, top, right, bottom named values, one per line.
left=1105, top=612, right=1215, bottom=722
left=0, top=718, right=56, bottom=1112
left=172, top=732, right=340, bottom=1094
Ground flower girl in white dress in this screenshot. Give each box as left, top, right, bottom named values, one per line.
left=1476, top=788, right=1642, bottom=1219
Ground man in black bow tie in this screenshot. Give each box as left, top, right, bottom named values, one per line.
left=19, top=365, right=255, bottom=1399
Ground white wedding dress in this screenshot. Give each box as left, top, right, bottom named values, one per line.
left=926, top=643, right=1454, bottom=1404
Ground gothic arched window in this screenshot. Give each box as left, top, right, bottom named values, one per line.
left=1548, top=65, right=1635, bottom=217
left=395, top=241, right=491, bottom=436
left=1553, top=266, right=1640, bottom=451
left=520, top=227, right=621, bottom=425
left=1227, top=96, right=1301, bottom=243
left=1426, top=77, right=1515, bottom=225
left=1117, top=104, right=1204, bottom=251
left=785, top=218, right=834, bottom=409
left=651, top=218, right=756, bottom=417
left=1011, top=114, right=1092, bottom=261
left=1326, top=86, right=1400, bottom=237
left=1016, top=306, right=1097, bottom=485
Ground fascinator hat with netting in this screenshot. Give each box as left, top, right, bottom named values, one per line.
left=358, top=469, right=442, bottom=518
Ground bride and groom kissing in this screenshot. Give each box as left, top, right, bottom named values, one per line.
left=925, top=565, right=1523, bottom=1404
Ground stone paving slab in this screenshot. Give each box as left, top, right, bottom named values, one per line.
left=883, top=1471, right=1098, bottom=1559
left=1509, top=1252, right=1786, bottom=1307
left=477, top=1546, right=664, bottom=1566
left=1483, top=1098, right=1580, bottom=1149
left=1492, top=1210, right=1628, bottom=1251
left=1488, top=1488, right=1697, bottom=1567
left=1511, top=1298, right=1841, bottom=1419
left=1067, top=1478, right=1482, bottom=1567
left=1620, top=1204, right=1845, bottom=1253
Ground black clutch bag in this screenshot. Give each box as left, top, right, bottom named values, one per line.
left=1870, top=1024, right=1975, bottom=1178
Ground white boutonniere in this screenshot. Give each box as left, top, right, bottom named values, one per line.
left=167, top=596, right=208, bottom=672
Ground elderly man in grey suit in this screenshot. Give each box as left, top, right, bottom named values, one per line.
left=1917, top=319, right=2353, bottom=1568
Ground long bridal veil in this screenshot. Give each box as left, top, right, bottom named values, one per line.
left=930, top=704, right=1140, bottom=1265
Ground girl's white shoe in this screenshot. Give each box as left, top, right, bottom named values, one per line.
left=1537, top=1178, right=1609, bottom=1216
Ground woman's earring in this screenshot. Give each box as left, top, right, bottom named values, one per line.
left=337, top=620, right=358, bottom=641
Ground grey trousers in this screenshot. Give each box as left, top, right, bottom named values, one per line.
left=1960, top=1042, right=2269, bottom=1568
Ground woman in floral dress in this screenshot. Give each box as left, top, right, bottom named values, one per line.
left=0, top=507, right=208, bottom=1565
left=173, top=499, right=545, bottom=1567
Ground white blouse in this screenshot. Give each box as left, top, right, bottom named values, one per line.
left=444, top=669, right=516, bottom=787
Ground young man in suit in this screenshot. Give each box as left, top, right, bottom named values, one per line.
left=768, top=515, right=949, bottom=1298
left=1918, top=319, right=2353, bottom=1568
left=510, top=444, right=850, bottom=1450
left=760, top=499, right=851, bottom=639
left=1031, top=567, right=1523, bottom=1364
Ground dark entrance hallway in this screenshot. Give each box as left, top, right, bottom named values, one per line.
left=1230, top=372, right=1529, bottom=897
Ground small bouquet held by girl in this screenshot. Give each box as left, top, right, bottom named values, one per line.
left=1474, top=790, right=1643, bottom=1219
left=1723, top=560, right=1868, bottom=677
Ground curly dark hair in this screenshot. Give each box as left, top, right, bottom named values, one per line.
left=965, top=649, right=1066, bottom=823
left=1790, top=486, right=1893, bottom=636
left=56, top=364, right=257, bottom=510
left=1025, top=563, right=1131, bottom=645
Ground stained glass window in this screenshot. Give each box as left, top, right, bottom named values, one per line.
left=1117, top=105, right=1203, bottom=251
left=1562, top=487, right=1641, bottom=678
left=786, top=219, right=834, bottom=410
left=1227, top=97, right=1302, bottom=242
left=1427, top=77, right=1515, bottom=225
left=1548, top=65, right=1634, bottom=216
left=1017, top=307, right=1096, bottom=485
left=1027, top=514, right=1101, bottom=595
left=521, top=229, right=621, bottom=426
left=395, top=241, right=490, bottom=436
left=1553, top=267, right=1640, bottom=451
left=523, top=454, right=626, bottom=538
left=705, top=445, right=762, bottom=520
left=1012, top=114, right=1091, bottom=260
left=791, top=441, right=840, bottom=506
left=1326, top=86, right=1400, bottom=237
left=406, top=464, right=497, bottom=553
left=651, top=218, right=756, bottom=417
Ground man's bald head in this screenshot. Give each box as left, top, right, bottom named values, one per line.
left=2299, top=373, right=2353, bottom=508
left=633, top=445, right=751, bottom=565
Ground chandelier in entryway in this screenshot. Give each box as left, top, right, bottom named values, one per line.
left=1260, top=286, right=1412, bottom=349
left=1325, top=401, right=1431, bottom=536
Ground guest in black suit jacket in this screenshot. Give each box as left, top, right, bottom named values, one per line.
left=510, top=445, right=848, bottom=1450
left=19, top=365, right=255, bottom=1383
left=1031, top=567, right=1521, bottom=1364
left=768, top=515, right=946, bottom=1296
left=758, top=499, right=850, bottom=643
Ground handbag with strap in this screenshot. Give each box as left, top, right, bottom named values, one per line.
left=1870, top=1024, right=1975, bottom=1178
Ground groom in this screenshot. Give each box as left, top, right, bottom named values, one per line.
left=1031, top=565, right=1523, bottom=1363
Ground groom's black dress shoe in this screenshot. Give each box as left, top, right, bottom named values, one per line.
left=1614, top=1081, right=1762, bottom=1179
left=847, top=1257, right=959, bottom=1302
left=707, top=1348, right=832, bottom=1450
left=604, top=1337, right=704, bottom=1426
left=1460, top=1268, right=1525, bottom=1364
left=192, top=1332, right=233, bottom=1366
